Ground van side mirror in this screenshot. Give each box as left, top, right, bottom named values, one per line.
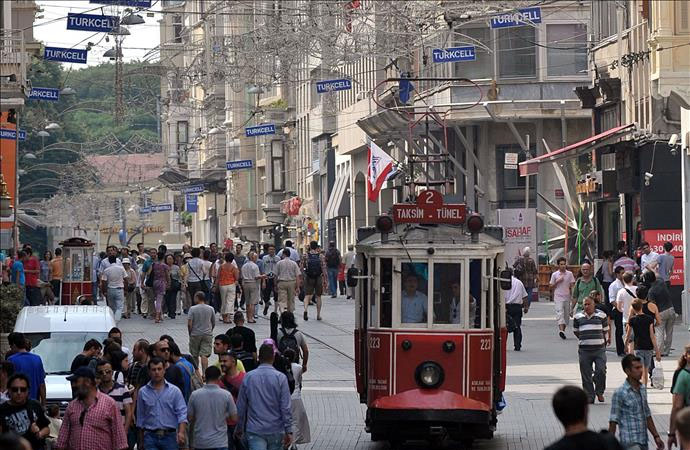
left=499, top=269, right=512, bottom=291
left=346, top=267, right=359, bottom=287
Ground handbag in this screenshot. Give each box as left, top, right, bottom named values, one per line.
left=145, top=264, right=154, bottom=288
left=651, top=365, right=665, bottom=390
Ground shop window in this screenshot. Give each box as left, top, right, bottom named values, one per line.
left=499, top=145, right=532, bottom=189
left=172, top=14, right=183, bottom=44
left=498, top=26, right=536, bottom=78
left=400, top=262, right=429, bottom=324
left=271, top=140, right=284, bottom=192
left=454, top=27, right=492, bottom=80
left=546, top=24, right=587, bottom=76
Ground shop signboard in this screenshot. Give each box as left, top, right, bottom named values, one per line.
left=431, top=46, right=476, bottom=63
left=641, top=229, right=684, bottom=286
left=491, top=7, right=542, bottom=28
left=316, top=79, right=352, bottom=94
left=44, top=46, right=88, bottom=64
left=185, top=194, right=198, bottom=213
left=497, top=208, right=537, bottom=266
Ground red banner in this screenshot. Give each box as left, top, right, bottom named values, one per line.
left=642, top=229, right=684, bottom=286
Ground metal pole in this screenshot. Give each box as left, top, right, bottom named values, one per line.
left=525, top=134, right=530, bottom=208
left=680, top=107, right=690, bottom=324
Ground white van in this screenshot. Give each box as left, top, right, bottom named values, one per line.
left=13, top=305, right=116, bottom=411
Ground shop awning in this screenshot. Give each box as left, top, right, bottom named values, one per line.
left=324, top=172, right=350, bottom=220
left=519, top=123, right=635, bottom=176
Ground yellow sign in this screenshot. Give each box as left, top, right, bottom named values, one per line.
left=576, top=178, right=599, bottom=195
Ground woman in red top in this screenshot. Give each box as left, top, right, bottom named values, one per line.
left=337, top=262, right=346, bottom=296
left=215, top=253, right=239, bottom=324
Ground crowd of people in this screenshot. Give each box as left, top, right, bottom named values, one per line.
left=0, top=308, right=312, bottom=450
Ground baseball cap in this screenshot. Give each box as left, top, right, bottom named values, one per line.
left=183, top=253, right=192, bottom=259
left=66, top=366, right=96, bottom=381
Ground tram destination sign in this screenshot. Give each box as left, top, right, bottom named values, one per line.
left=391, top=189, right=466, bottom=224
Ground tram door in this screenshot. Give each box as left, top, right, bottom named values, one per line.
left=355, top=256, right=369, bottom=403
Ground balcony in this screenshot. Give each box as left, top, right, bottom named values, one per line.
left=0, top=29, right=29, bottom=110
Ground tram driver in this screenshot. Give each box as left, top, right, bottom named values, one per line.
left=401, top=273, right=428, bottom=324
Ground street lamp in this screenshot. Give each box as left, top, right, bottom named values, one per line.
left=45, top=123, right=60, bottom=131
left=60, top=87, right=76, bottom=95
left=36, top=130, right=50, bottom=137
left=208, top=126, right=225, bottom=135
left=23, top=153, right=36, bottom=160
left=109, top=26, right=131, bottom=36
left=121, top=13, right=145, bottom=25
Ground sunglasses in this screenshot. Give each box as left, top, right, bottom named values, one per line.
left=10, top=387, right=28, bottom=393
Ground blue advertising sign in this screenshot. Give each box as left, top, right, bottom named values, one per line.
left=139, top=206, right=152, bottom=214
left=245, top=124, right=275, bottom=137
left=0, top=129, right=24, bottom=140
left=29, top=87, right=60, bottom=102
left=181, top=184, right=205, bottom=194
left=89, top=0, right=152, bottom=7
left=66, top=13, right=118, bottom=33
left=44, top=46, right=88, bottom=64
left=153, top=204, right=173, bottom=212
left=226, top=160, right=254, bottom=171
left=432, top=46, right=476, bottom=63
left=490, top=7, right=542, bottom=28
left=185, top=194, right=198, bottom=213
left=316, top=79, right=352, bottom=94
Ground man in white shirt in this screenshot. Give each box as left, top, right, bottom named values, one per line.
left=343, top=245, right=356, bottom=300
left=241, top=252, right=262, bottom=321
left=608, top=266, right=626, bottom=356
left=615, top=272, right=637, bottom=329
left=639, top=241, right=659, bottom=273
left=277, top=240, right=301, bottom=263
left=261, top=245, right=280, bottom=314
left=275, top=250, right=301, bottom=313
left=401, top=273, right=428, bottom=324
left=505, top=274, right=528, bottom=351
left=549, top=257, right=576, bottom=340
left=101, top=255, right=129, bottom=321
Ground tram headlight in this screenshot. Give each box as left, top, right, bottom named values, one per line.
left=415, top=361, right=444, bottom=389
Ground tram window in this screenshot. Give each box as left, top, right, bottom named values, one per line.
left=432, top=263, right=462, bottom=325
left=400, top=262, right=429, bottom=324
left=380, top=258, right=393, bottom=328
left=470, top=259, right=483, bottom=328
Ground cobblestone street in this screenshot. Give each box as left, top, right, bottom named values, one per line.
left=116, top=297, right=689, bottom=449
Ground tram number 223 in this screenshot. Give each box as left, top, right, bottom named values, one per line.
left=479, top=338, right=491, bottom=351
left=368, top=337, right=381, bottom=349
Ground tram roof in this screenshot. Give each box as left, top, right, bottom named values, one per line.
left=356, top=224, right=503, bottom=252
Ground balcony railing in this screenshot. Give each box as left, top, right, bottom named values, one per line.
left=0, top=29, right=28, bottom=99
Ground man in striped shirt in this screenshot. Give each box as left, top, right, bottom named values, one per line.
left=573, top=296, right=609, bottom=404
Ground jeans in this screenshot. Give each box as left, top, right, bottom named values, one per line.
left=656, top=307, right=676, bottom=355
left=611, top=308, right=625, bottom=355
left=107, top=287, right=124, bottom=320
left=578, top=347, right=607, bottom=401
left=525, top=287, right=533, bottom=305
left=246, top=432, right=284, bottom=450
left=26, top=285, right=42, bottom=306
left=506, top=303, right=523, bottom=350
left=143, top=431, right=178, bottom=450
left=327, top=267, right=339, bottom=296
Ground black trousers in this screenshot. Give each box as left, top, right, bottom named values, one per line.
left=26, top=285, right=42, bottom=306
left=506, top=304, right=523, bottom=350
left=164, top=286, right=179, bottom=318
left=262, top=278, right=275, bottom=304
left=611, top=307, right=625, bottom=355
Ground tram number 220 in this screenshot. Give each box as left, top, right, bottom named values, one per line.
left=479, top=339, right=491, bottom=351
left=368, top=337, right=381, bottom=349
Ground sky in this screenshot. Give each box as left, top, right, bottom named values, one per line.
left=34, top=0, right=162, bottom=69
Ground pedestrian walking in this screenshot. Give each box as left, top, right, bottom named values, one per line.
left=669, top=344, right=690, bottom=449
left=235, top=344, right=293, bottom=450
left=283, top=349, right=311, bottom=447
left=504, top=272, right=529, bottom=351
left=135, top=358, right=187, bottom=450
left=600, top=250, right=616, bottom=301
left=658, top=242, right=675, bottom=290
left=179, top=253, right=192, bottom=314
left=40, top=251, right=52, bottom=284
left=7, top=333, right=45, bottom=404
left=672, top=407, right=690, bottom=449
left=218, top=351, right=245, bottom=450
left=277, top=241, right=300, bottom=263
left=95, top=360, right=133, bottom=434
left=276, top=312, right=309, bottom=373
left=241, top=252, right=262, bottom=323
left=49, top=248, right=63, bottom=301
left=201, top=249, right=214, bottom=304
left=169, top=342, right=198, bottom=403
left=337, top=262, right=346, bottom=296
left=625, top=300, right=661, bottom=385
left=213, top=335, right=247, bottom=374
left=571, top=263, right=604, bottom=314
left=614, top=251, right=639, bottom=277
left=234, top=244, right=247, bottom=311
left=609, top=266, right=627, bottom=356
left=615, top=272, right=638, bottom=336
left=186, top=248, right=207, bottom=312
left=24, top=248, right=42, bottom=306
left=646, top=271, right=675, bottom=356
left=55, top=367, right=128, bottom=450
left=609, top=354, right=665, bottom=450
left=640, top=241, right=660, bottom=273
left=261, top=245, right=280, bottom=315
left=549, top=257, right=576, bottom=340
left=101, top=255, right=129, bottom=321
left=545, top=385, right=623, bottom=450
left=188, top=366, right=238, bottom=450
left=216, top=252, right=239, bottom=323
left=165, top=255, right=181, bottom=320
left=188, top=291, right=216, bottom=374
left=151, top=252, right=170, bottom=324
left=301, top=241, right=327, bottom=320
left=324, top=242, right=341, bottom=298
left=121, top=258, right=137, bottom=319
left=0, top=374, right=50, bottom=450
left=70, top=339, right=102, bottom=373
left=343, top=245, right=356, bottom=299
left=276, top=249, right=301, bottom=314
left=513, top=247, right=538, bottom=306
left=11, top=250, right=26, bottom=299
left=1, top=360, right=16, bottom=403
left=46, top=404, right=62, bottom=449
left=226, top=311, right=258, bottom=362
left=151, top=341, right=186, bottom=395
left=573, top=297, right=609, bottom=403
left=230, top=334, right=257, bottom=372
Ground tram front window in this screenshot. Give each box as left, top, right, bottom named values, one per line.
left=401, top=263, right=428, bottom=324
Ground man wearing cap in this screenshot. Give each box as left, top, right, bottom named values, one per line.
left=55, top=367, right=128, bottom=450
left=122, top=259, right=136, bottom=319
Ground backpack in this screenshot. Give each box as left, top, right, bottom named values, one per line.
left=512, top=258, right=525, bottom=279
left=177, top=360, right=203, bottom=394
left=326, top=249, right=341, bottom=268
left=595, top=264, right=604, bottom=283
left=233, top=349, right=257, bottom=372
left=274, top=354, right=296, bottom=394
left=278, top=327, right=300, bottom=363
left=305, top=253, right=322, bottom=279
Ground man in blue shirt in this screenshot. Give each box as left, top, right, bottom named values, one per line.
left=7, top=332, right=45, bottom=404
left=401, top=273, right=428, bottom=324
left=235, top=344, right=293, bottom=450
left=136, top=357, right=187, bottom=450
left=10, top=250, right=26, bottom=287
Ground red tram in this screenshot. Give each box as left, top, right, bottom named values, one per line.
left=352, top=191, right=508, bottom=448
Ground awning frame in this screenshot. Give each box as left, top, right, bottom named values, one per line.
left=324, top=172, right=351, bottom=220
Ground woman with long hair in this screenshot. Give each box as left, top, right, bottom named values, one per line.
left=284, top=347, right=311, bottom=447
left=151, top=251, right=170, bottom=323
left=40, top=250, right=52, bottom=283
left=165, top=254, right=181, bottom=320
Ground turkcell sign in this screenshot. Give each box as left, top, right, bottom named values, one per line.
left=185, top=195, right=198, bottom=213
left=29, top=87, right=60, bottom=102
left=181, top=184, right=204, bottom=194
left=316, top=79, right=352, bottom=94
left=139, top=206, right=152, bottom=214
left=490, top=7, right=542, bottom=28
left=153, top=204, right=173, bottom=212
left=66, top=13, right=118, bottom=33
left=0, top=129, right=25, bottom=140
left=432, top=46, right=476, bottom=63
left=226, top=160, right=254, bottom=171
left=44, top=46, right=88, bottom=64
left=245, top=124, right=275, bottom=137
left=89, top=0, right=152, bottom=6
left=18, top=130, right=26, bottom=141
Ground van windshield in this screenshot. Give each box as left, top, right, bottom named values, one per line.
left=25, top=333, right=108, bottom=374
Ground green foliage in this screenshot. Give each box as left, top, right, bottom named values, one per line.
left=0, top=284, right=24, bottom=333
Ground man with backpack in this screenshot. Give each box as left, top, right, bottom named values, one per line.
left=513, top=247, right=538, bottom=306
left=276, top=312, right=309, bottom=373
left=325, top=241, right=341, bottom=298
left=230, top=333, right=257, bottom=372
left=301, top=241, right=329, bottom=321
left=571, top=263, right=604, bottom=316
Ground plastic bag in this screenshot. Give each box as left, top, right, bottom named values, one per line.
left=651, top=365, right=665, bottom=390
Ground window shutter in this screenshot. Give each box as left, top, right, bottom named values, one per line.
left=677, top=1, right=690, bottom=34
